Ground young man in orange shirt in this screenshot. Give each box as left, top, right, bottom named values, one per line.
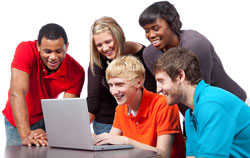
left=94, top=55, right=185, bottom=158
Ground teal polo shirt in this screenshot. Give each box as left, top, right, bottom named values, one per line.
left=185, top=80, right=250, bottom=158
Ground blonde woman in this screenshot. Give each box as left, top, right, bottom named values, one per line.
left=87, top=16, right=155, bottom=134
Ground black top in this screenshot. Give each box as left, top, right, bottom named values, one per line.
left=87, top=45, right=155, bottom=124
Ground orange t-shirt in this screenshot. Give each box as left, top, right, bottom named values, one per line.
left=113, top=88, right=185, bottom=158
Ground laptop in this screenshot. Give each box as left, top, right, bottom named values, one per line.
left=41, top=98, right=133, bottom=151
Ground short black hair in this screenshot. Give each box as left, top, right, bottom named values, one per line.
left=139, top=1, right=182, bottom=35
left=37, top=23, right=68, bottom=45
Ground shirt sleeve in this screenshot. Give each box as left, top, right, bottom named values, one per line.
left=185, top=109, right=194, bottom=156
left=156, top=98, right=182, bottom=136
left=182, top=35, right=213, bottom=84
left=86, top=64, right=104, bottom=115
left=136, top=45, right=156, bottom=93
left=142, top=44, right=163, bottom=76
left=65, top=66, right=85, bottom=96
left=62, top=55, right=85, bottom=96
left=195, top=102, right=235, bottom=157
left=11, top=42, right=34, bottom=74
left=112, top=106, right=121, bottom=130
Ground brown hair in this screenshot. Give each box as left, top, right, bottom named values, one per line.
left=154, top=47, right=202, bottom=85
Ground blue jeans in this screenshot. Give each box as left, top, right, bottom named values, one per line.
left=4, top=117, right=46, bottom=146
left=93, top=120, right=112, bottom=135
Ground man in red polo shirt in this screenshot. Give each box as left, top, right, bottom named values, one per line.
left=94, top=56, right=185, bottom=158
left=2, top=23, right=85, bottom=147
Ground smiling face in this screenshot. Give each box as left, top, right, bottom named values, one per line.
left=143, top=18, right=179, bottom=50
left=108, top=77, right=140, bottom=106
left=155, top=71, right=182, bottom=106
left=37, top=37, right=68, bottom=74
left=93, top=31, right=117, bottom=60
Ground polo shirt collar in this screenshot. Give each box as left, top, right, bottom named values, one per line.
left=133, top=88, right=150, bottom=119
left=193, top=80, right=209, bottom=115
left=40, top=54, right=68, bottom=79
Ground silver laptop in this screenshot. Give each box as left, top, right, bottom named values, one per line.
left=41, top=98, right=133, bottom=151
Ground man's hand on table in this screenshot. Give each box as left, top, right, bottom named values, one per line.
left=22, top=129, right=48, bottom=147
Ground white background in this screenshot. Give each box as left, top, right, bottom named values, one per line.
left=0, top=0, right=249, bottom=153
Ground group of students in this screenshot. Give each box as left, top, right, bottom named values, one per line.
left=2, top=1, right=250, bottom=158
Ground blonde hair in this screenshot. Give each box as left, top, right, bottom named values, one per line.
left=90, top=16, right=126, bottom=74
left=106, top=55, right=145, bottom=86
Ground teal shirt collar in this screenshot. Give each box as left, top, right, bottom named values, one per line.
left=193, top=80, right=209, bottom=115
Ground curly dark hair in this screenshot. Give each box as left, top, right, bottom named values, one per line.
left=139, top=1, right=182, bottom=35
left=37, top=23, right=68, bottom=45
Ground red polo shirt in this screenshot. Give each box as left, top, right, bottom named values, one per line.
left=113, top=88, right=186, bottom=158
left=2, top=40, right=85, bottom=126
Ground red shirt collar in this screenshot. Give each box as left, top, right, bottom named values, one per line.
left=40, top=54, right=68, bottom=79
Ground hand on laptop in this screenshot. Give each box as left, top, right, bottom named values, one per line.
left=93, top=132, right=129, bottom=146
left=22, top=129, right=48, bottom=147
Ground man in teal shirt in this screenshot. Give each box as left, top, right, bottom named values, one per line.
left=154, top=47, right=250, bottom=157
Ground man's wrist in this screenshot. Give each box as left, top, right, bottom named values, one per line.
left=18, top=128, right=31, bottom=141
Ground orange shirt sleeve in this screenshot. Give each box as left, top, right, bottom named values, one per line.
left=156, top=97, right=181, bottom=136
left=112, top=106, right=122, bottom=130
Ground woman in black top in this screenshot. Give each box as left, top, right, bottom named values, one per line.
left=87, top=16, right=154, bottom=134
